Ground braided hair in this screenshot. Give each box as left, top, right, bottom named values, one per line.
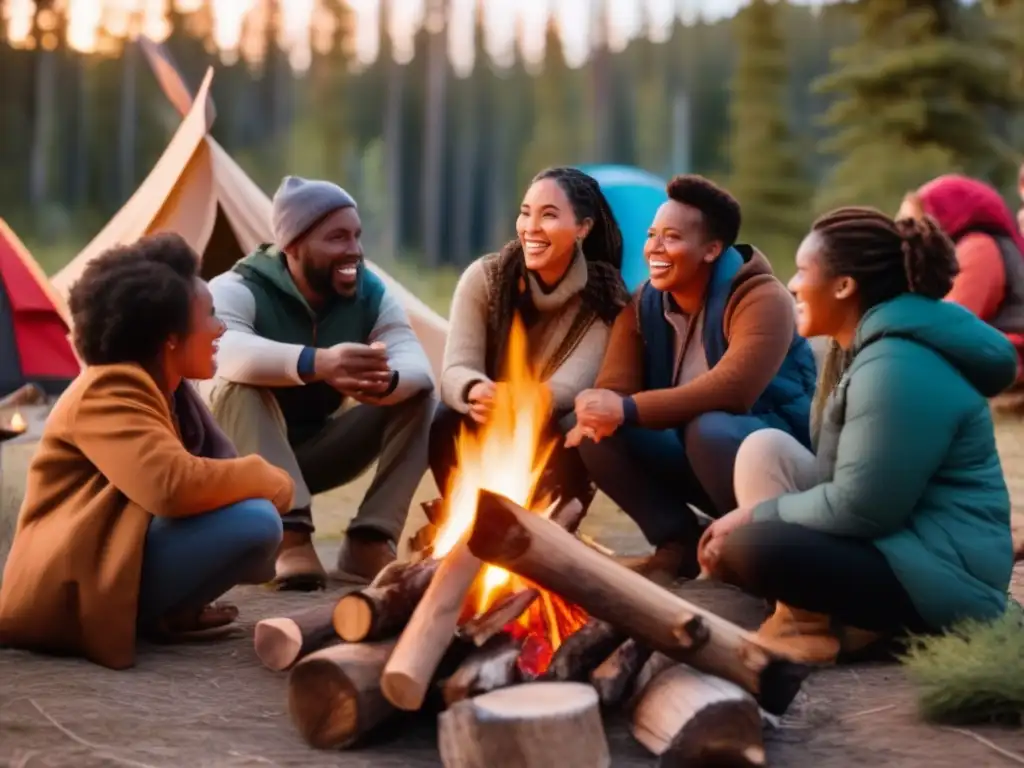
left=486, top=166, right=629, bottom=376
left=808, top=206, right=958, bottom=439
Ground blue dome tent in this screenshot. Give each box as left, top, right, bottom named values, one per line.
left=580, top=164, right=668, bottom=291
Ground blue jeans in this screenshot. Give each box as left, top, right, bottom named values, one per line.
left=577, top=411, right=768, bottom=547
left=136, top=499, right=283, bottom=630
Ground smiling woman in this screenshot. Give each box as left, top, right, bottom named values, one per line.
left=431, top=166, right=630, bottom=510
left=0, top=233, right=294, bottom=670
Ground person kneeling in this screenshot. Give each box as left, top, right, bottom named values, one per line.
left=0, top=234, right=294, bottom=670
left=568, top=175, right=815, bottom=581
left=700, top=208, right=1017, bottom=665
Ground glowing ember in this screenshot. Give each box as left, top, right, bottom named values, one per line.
left=8, top=410, right=26, bottom=433
left=431, top=315, right=587, bottom=674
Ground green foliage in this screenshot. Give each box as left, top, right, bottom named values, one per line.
left=902, top=602, right=1024, bottom=725
left=814, top=0, right=1018, bottom=213
left=726, top=0, right=811, bottom=266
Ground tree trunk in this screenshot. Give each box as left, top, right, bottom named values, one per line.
left=438, top=682, right=610, bottom=768
left=466, top=491, right=807, bottom=715
left=421, top=0, right=448, bottom=268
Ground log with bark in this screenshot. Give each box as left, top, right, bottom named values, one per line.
left=253, top=602, right=340, bottom=672
left=454, top=498, right=584, bottom=649
left=333, top=557, right=441, bottom=643
left=590, top=639, right=654, bottom=707
left=438, top=682, right=610, bottom=768
left=288, top=640, right=398, bottom=750
left=467, top=490, right=807, bottom=715
left=457, top=586, right=539, bottom=647
left=541, top=618, right=628, bottom=682
left=440, top=634, right=523, bottom=707
left=631, top=663, right=765, bottom=767
left=381, top=541, right=483, bottom=711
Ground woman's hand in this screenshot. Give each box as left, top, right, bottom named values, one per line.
left=565, top=389, right=625, bottom=447
left=467, top=381, right=496, bottom=425
left=697, top=506, right=754, bottom=576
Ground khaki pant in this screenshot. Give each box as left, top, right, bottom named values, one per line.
left=733, top=428, right=827, bottom=507
left=202, top=380, right=436, bottom=541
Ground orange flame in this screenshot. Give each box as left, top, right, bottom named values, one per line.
left=431, top=315, right=586, bottom=673
left=9, top=410, right=26, bottom=433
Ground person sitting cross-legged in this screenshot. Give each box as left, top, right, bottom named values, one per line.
left=202, top=176, right=436, bottom=590
left=699, top=208, right=1017, bottom=665
left=0, top=234, right=294, bottom=669
left=566, top=175, right=816, bottom=582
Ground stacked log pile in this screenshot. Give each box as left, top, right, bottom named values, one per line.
left=252, top=493, right=808, bottom=766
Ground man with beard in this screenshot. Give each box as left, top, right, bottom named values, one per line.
left=203, top=176, right=436, bottom=590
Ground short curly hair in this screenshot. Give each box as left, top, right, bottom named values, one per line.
left=666, top=174, right=742, bottom=248
left=68, top=233, right=201, bottom=366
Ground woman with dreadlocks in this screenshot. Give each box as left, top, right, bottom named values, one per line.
left=430, top=166, right=629, bottom=505
left=699, top=207, right=1017, bottom=665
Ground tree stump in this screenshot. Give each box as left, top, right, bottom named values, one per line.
left=438, top=682, right=610, bottom=768
left=632, top=664, right=765, bottom=767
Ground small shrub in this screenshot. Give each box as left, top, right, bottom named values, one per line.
left=901, top=601, right=1024, bottom=725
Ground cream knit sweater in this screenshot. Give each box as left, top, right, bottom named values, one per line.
left=440, top=253, right=612, bottom=414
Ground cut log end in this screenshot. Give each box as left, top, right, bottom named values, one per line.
left=438, top=682, right=611, bottom=768
left=632, top=664, right=765, bottom=768
left=380, top=670, right=424, bottom=712
left=333, top=594, right=375, bottom=643
left=253, top=618, right=303, bottom=672
left=288, top=656, right=361, bottom=749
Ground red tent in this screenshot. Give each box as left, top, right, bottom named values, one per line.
left=0, top=219, right=80, bottom=396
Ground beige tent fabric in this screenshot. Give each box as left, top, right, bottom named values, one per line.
left=51, top=61, right=448, bottom=379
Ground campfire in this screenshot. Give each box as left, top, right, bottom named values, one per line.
left=252, top=318, right=809, bottom=766
left=1, top=409, right=26, bottom=442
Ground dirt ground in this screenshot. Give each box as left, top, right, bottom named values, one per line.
left=2, top=416, right=1024, bottom=766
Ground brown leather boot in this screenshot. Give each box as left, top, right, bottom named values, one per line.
left=332, top=535, right=398, bottom=585
left=616, top=540, right=697, bottom=586
left=272, top=530, right=327, bottom=591
left=755, top=603, right=884, bottom=665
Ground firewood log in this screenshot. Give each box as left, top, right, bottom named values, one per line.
left=441, top=634, right=523, bottom=707
left=541, top=618, right=627, bottom=682
left=467, top=490, right=807, bottom=715
left=287, top=640, right=397, bottom=750
left=590, top=639, right=654, bottom=707
left=381, top=541, right=483, bottom=711
left=253, top=602, right=340, bottom=671
left=333, top=557, right=441, bottom=642
left=631, top=664, right=765, bottom=767
left=438, top=682, right=610, bottom=768
left=457, top=587, right=540, bottom=647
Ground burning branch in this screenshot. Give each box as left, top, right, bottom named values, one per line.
left=467, top=490, right=808, bottom=715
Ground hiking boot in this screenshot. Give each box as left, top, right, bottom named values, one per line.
left=332, top=534, right=398, bottom=585
left=272, top=530, right=327, bottom=591
left=754, top=602, right=885, bottom=665
left=616, top=540, right=698, bottom=586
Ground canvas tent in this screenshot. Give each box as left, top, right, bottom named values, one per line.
left=0, top=219, right=80, bottom=397
left=51, top=39, right=448, bottom=377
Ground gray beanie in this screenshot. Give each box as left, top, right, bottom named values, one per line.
left=271, top=175, right=357, bottom=248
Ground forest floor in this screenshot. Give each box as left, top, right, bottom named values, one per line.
left=2, top=415, right=1024, bottom=767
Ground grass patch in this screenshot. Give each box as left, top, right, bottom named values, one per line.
left=902, top=602, right=1024, bottom=725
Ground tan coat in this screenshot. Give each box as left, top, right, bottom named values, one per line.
left=0, top=364, right=293, bottom=669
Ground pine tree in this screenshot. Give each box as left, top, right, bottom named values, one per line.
left=726, top=0, right=809, bottom=267
left=814, top=0, right=1017, bottom=213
